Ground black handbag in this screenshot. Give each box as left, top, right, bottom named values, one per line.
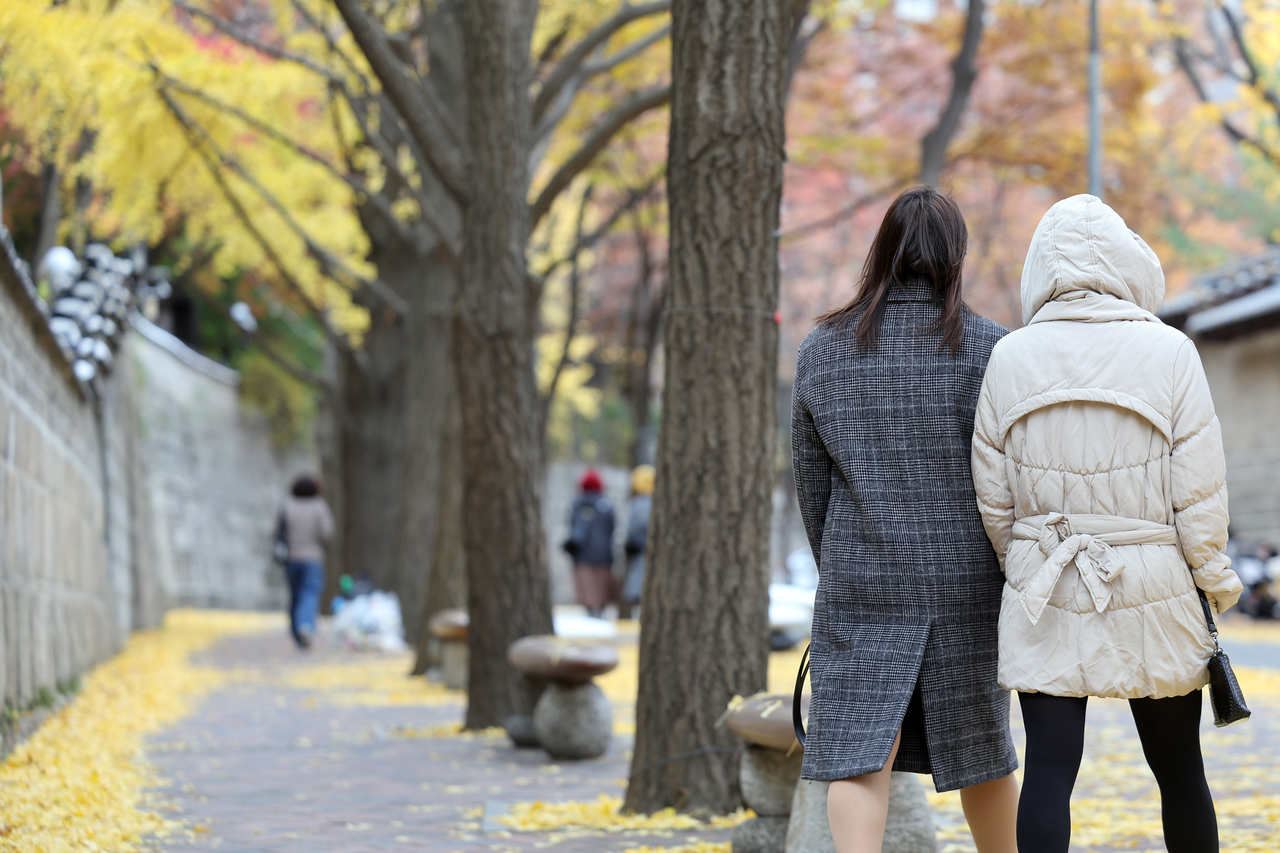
left=273, top=509, right=289, bottom=566
left=792, top=642, right=810, bottom=747
left=1197, top=589, right=1251, bottom=727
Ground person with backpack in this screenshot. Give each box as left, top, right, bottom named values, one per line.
left=563, top=468, right=616, bottom=618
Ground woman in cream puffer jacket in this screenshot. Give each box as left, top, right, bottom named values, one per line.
left=971, top=195, right=1242, bottom=853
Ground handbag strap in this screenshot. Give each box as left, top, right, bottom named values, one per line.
left=792, top=642, right=810, bottom=748
left=1196, top=588, right=1221, bottom=651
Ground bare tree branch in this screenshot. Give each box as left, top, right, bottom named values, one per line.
left=170, top=0, right=450, bottom=239
left=331, top=0, right=469, bottom=201
left=345, top=92, right=451, bottom=241
left=779, top=181, right=907, bottom=241
left=531, top=26, right=670, bottom=151
left=245, top=323, right=332, bottom=389
left=169, top=236, right=222, bottom=287
left=535, top=19, right=573, bottom=77
left=155, top=85, right=364, bottom=361
left=251, top=281, right=328, bottom=351
left=542, top=184, right=594, bottom=430
left=174, top=1, right=344, bottom=84
left=534, top=174, right=661, bottom=293
left=787, top=26, right=825, bottom=98
left=155, top=71, right=433, bottom=251
left=1216, top=1, right=1280, bottom=122
left=290, top=0, right=367, bottom=80
left=920, top=0, right=985, bottom=186
left=288, top=0, right=460, bottom=225
left=533, top=0, right=671, bottom=124
left=151, top=71, right=409, bottom=314
left=530, top=84, right=671, bottom=228
left=1170, top=33, right=1280, bottom=172
left=582, top=24, right=671, bottom=76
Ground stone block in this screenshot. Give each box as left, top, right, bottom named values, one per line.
left=440, top=639, right=468, bottom=690
left=533, top=680, right=612, bottom=760
left=503, top=714, right=540, bottom=748
left=883, top=772, right=937, bottom=853
left=740, top=744, right=802, bottom=816
left=785, top=773, right=935, bottom=853
left=732, top=815, right=789, bottom=853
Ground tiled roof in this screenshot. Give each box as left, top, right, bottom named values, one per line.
left=1160, top=246, right=1280, bottom=323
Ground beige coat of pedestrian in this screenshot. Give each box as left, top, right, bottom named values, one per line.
left=971, top=194, right=1243, bottom=699
left=281, top=495, right=334, bottom=563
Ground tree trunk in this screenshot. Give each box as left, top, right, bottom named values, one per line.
left=399, top=0, right=468, bottom=652
left=919, top=0, right=985, bottom=187
left=325, top=308, right=406, bottom=604
left=412, top=375, right=467, bottom=674
left=625, top=0, right=787, bottom=816
left=457, top=0, right=553, bottom=729
left=398, top=251, right=462, bottom=648
left=32, top=162, right=60, bottom=270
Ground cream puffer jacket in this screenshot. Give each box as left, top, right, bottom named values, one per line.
left=971, top=195, right=1243, bottom=699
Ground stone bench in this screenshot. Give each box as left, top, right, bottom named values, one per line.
left=724, top=692, right=936, bottom=853
left=724, top=693, right=807, bottom=853
left=426, top=609, right=468, bottom=690
left=506, top=635, right=618, bottom=759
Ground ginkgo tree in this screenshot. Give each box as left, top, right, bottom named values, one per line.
left=0, top=0, right=675, bottom=727
left=1164, top=0, right=1280, bottom=201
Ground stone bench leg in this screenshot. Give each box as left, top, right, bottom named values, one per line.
left=440, top=639, right=468, bottom=690
left=733, top=744, right=803, bottom=852
left=785, top=773, right=936, bottom=853
left=532, top=680, right=612, bottom=759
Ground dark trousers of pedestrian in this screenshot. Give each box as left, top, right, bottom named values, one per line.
left=573, top=563, right=612, bottom=618
left=1017, top=690, right=1218, bottom=853
left=286, top=560, right=324, bottom=647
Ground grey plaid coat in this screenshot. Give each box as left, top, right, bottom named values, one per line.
left=791, top=281, right=1017, bottom=792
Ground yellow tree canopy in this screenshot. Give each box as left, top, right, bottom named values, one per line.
left=0, top=0, right=381, bottom=336
left=2, top=0, right=676, bottom=363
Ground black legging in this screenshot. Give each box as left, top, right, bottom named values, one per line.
left=1018, top=690, right=1218, bottom=853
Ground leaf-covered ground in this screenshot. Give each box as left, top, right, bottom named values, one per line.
left=0, top=609, right=1276, bottom=852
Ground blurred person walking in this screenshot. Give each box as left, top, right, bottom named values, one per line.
left=972, top=195, right=1243, bottom=853
left=622, top=465, right=655, bottom=611
left=563, top=468, right=615, bottom=618
left=277, top=474, right=334, bottom=649
left=792, top=186, right=1019, bottom=853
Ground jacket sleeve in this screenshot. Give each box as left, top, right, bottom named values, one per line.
left=791, top=379, right=831, bottom=572
left=1170, top=339, right=1241, bottom=614
left=971, top=366, right=1014, bottom=571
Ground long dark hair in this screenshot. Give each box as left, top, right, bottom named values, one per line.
left=819, top=185, right=969, bottom=353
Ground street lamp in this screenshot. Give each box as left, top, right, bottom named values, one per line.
left=1089, top=0, right=1103, bottom=199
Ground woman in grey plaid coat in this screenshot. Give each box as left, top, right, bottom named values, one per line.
left=792, top=187, right=1018, bottom=852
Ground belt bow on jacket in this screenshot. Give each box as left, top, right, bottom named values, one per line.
left=1010, top=513, right=1180, bottom=626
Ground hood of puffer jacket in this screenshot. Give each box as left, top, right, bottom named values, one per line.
left=1020, top=194, right=1165, bottom=326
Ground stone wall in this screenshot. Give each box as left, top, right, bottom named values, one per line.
left=0, top=255, right=124, bottom=713
left=130, top=318, right=306, bottom=610
left=1, top=257, right=309, bottom=722
left=1198, top=327, right=1280, bottom=547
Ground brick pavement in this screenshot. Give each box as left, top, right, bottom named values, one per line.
left=149, top=631, right=731, bottom=853
left=148, top=618, right=1280, bottom=853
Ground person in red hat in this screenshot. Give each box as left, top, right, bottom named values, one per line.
left=563, top=468, right=616, bottom=618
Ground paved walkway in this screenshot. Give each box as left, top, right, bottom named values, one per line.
left=149, top=630, right=733, bottom=853
left=146, top=616, right=1280, bottom=853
